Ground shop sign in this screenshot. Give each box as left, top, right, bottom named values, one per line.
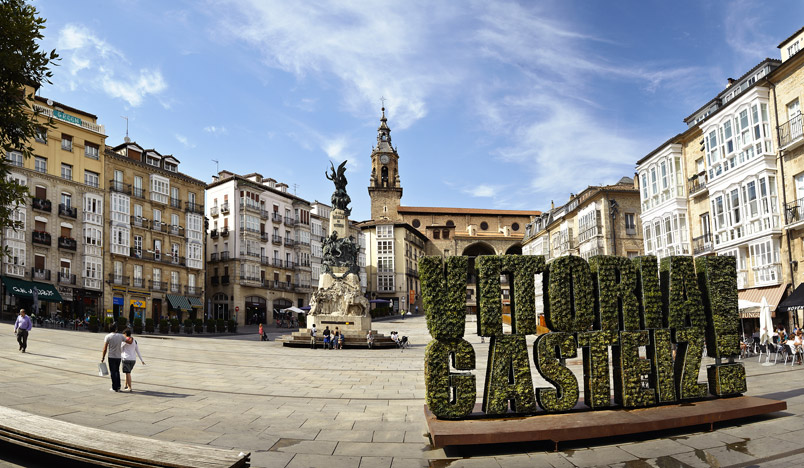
left=130, top=299, right=146, bottom=308
left=113, top=297, right=125, bottom=306
left=53, top=109, right=83, bottom=126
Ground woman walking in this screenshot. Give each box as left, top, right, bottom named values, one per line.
left=121, top=329, right=145, bottom=392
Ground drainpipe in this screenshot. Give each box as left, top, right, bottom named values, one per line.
left=771, top=81, right=796, bottom=292
left=609, top=195, right=618, bottom=256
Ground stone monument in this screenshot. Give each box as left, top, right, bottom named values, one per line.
left=308, top=161, right=371, bottom=332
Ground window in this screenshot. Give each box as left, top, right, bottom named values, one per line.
left=511, top=222, right=519, bottom=231
left=6, top=151, right=23, bottom=167
left=433, top=230, right=440, bottom=239
left=378, top=240, right=393, bottom=255
left=625, top=213, right=636, bottom=233
left=150, top=175, right=169, bottom=204
left=61, top=163, right=72, bottom=180
left=788, top=40, right=800, bottom=58
left=85, top=143, right=99, bottom=160
left=84, top=170, right=99, bottom=188
left=377, top=225, right=393, bottom=238
left=34, top=156, right=47, bottom=173
left=61, top=193, right=72, bottom=210
left=133, top=235, right=143, bottom=257
left=412, top=219, right=420, bottom=228
left=35, top=126, right=47, bottom=143
left=61, top=134, right=72, bottom=151
left=171, top=271, right=180, bottom=292
left=165, top=162, right=177, bottom=172
left=147, top=155, right=160, bottom=167
left=480, top=221, right=488, bottom=230
left=133, top=176, right=144, bottom=198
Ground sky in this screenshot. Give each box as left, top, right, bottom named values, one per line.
left=32, top=0, right=804, bottom=221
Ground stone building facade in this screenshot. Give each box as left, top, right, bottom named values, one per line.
left=2, top=91, right=106, bottom=321
left=102, top=142, right=206, bottom=324
left=205, top=172, right=314, bottom=326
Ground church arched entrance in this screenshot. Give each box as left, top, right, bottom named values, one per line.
left=461, top=243, right=496, bottom=317
left=505, top=244, right=522, bottom=255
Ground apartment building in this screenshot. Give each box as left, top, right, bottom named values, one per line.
left=103, top=142, right=206, bottom=323
left=1, top=91, right=106, bottom=321
left=205, top=172, right=314, bottom=326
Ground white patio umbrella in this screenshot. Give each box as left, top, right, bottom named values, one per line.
left=759, top=296, right=772, bottom=345
left=283, top=306, right=306, bottom=314
left=738, top=298, right=762, bottom=338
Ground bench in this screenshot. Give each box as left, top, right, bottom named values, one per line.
left=0, top=406, right=249, bottom=468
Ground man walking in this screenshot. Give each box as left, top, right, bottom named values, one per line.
left=310, top=323, right=317, bottom=349
left=101, top=324, right=125, bottom=392
left=14, top=309, right=32, bottom=352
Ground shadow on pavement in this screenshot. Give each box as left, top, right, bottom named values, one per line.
left=133, top=390, right=191, bottom=398
left=21, top=353, right=65, bottom=359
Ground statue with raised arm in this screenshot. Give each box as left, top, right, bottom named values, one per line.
left=325, top=161, right=352, bottom=216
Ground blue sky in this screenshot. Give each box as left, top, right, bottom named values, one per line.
left=33, top=0, right=804, bottom=221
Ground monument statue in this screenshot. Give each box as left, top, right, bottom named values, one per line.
left=325, top=161, right=352, bottom=216
left=309, top=161, right=370, bottom=330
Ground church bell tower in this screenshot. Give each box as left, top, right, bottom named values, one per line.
left=368, top=107, right=402, bottom=221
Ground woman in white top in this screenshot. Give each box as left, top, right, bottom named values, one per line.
left=121, top=328, right=145, bottom=392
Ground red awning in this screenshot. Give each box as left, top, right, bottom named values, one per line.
left=738, top=283, right=789, bottom=317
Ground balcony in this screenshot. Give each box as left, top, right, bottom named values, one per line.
left=5, top=264, right=26, bottom=277
left=58, top=236, right=77, bottom=251
left=109, top=180, right=132, bottom=195
left=297, top=239, right=311, bottom=247
left=785, top=197, right=804, bottom=227
left=186, top=285, right=202, bottom=296
left=778, top=113, right=803, bottom=149
left=151, top=192, right=168, bottom=205
left=130, top=216, right=150, bottom=229
left=220, top=251, right=230, bottom=261
left=132, top=187, right=146, bottom=199
left=261, top=232, right=270, bottom=242
left=406, top=267, right=419, bottom=278
left=129, top=247, right=143, bottom=259
left=185, top=201, right=204, bottom=215
left=692, top=233, right=713, bottom=255
left=170, top=197, right=182, bottom=209
left=239, top=199, right=260, bottom=213
left=221, top=275, right=230, bottom=285
left=259, top=209, right=270, bottom=220
left=272, top=258, right=283, bottom=268
left=32, top=230, right=51, bottom=246
left=261, top=256, right=272, bottom=266
left=239, top=275, right=262, bottom=286
left=32, top=197, right=51, bottom=212
left=754, top=263, right=782, bottom=287
left=58, top=203, right=77, bottom=218
left=168, top=224, right=185, bottom=236
left=220, top=202, right=230, bottom=214
left=272, top=235, right=282, bottom=245
left=84, top=277, right=102, bottom=290
left=286, top=260, right=296, bottom=269
left=210, top=229, right=219, bottom=239
left=240, top=226, right=260, bottom=236
left=210, top=252, right=219, bottom=262
left=210, top=206, right=219, bottom=217
left=211, top=276, right=219, bottom=286
left=108, top=274, right=130, bottom=286
left=688, top=176, right=708, bottom=197
left=272, top=212, right=282, bottom=223
left=240, top=250, right=260, bottom=259
left=149, top=280, right=168, bottom=292
left=152, top=221, right=169, bottom=233
left=284, top=238, right=295, bottom=247
left=32, top=268, right=50, bottom=281
left=132, top=277, right=145, bottom=288
left=58, top=272, right=76, bottom=285
left=221, top=227, right=230, bottom=237
left=284, top=216, right=296, bottom=226
left=169, top=282, right=181, bottom=293
left=84, top=244, right=102, bottom=257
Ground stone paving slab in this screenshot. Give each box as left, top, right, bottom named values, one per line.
left=0, top=318, right=802, bottom=467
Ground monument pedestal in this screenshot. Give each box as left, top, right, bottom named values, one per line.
left=309, top=314, right=372, bottom=334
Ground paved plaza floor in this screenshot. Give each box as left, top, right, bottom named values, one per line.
left=1, top=317, right=804, bottom=467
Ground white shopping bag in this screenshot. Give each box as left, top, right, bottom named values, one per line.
left=98, top=362, right=109, bottom=377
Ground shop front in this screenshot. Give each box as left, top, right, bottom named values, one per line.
left=187, top=296, right=203, bottom=320
left=129, top=298, right=147, bottom=323
left=166, top=294, right=192, bottom=321
left=1, top=277, right=63, bottom=320
left=212, top=293, right=229, bottom=321
left=246, top=296, right=267, bottom=324
left=73, top=288, right=102, bottom=320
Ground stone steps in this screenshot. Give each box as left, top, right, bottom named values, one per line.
left=280, top=330, right=398, bottom=348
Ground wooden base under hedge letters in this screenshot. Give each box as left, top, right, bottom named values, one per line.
left=425, top=396, right=786, bottom=450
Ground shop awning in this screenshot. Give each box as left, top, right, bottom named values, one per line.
left=166, top=294, right=192, bottom=311
left=1, top=277, right=63, bottom=303
left=778, top=283, right=804, bottom=312
left=187, top=296, right=203, bottom=308
left=738, top=283, right=788, bottom=317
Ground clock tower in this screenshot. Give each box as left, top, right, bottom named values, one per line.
left=368, top=107, right=403, bottom=221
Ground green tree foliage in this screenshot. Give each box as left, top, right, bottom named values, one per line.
left=0, top=0, right=58, bottom=245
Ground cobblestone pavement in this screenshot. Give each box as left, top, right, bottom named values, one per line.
left=1, top=317, right=803, bottom=468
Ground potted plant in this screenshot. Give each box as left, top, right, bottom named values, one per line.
left=145, top=318, right=155, bottom=333
left=206, top=320, right=215, bottom=333
left=116, top=317, right=128, bottom=332
left=184, top=319, right=194, bottom=334
left=194, top=319, right=203, bottom=333
left=104, top=317, right=114, bottom=332
left=158, top=319, right=169, bottom=334
left=227, top=319, right=236, bottom=333
left=88, top=315, right=99, bottom=333
left=216, top=318, right=225, bottom=333
left=133, top=318, right=143, bottom=335
left=170, top=318, right=180, bottom=333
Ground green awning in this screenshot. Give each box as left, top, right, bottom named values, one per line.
left=187, top=296, right=203, bottom=307
left=166, top=294, right=192, bottom=311
left=1, top=277, right=63, bottom=303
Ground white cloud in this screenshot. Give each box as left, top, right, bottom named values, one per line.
left=56, top=24, right=167, bottom=106
left=463, top=184, right=503, bottom=198
left=175, top=134, right=195, bottom=148
left=204, top=125, right=228, bottom=135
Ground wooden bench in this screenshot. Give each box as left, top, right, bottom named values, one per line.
left=0, top=406, right=249, bottom=468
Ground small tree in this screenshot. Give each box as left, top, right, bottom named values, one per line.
left=0, top=1, right=59, bottom=250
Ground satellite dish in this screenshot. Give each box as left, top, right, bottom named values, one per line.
left=46, top=99, right=53, bottom=106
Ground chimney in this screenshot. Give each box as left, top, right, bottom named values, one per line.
left=726, top=78, right=735, bottom=88
left=551, top=200, right=555, bottom=210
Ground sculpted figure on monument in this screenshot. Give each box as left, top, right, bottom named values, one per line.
left=322, top=231, right=360, bottom=276
left=325, top=160, right=352, bottom=216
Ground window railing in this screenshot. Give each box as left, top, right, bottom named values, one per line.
left=130, top=216, right=150, bottom=229
left=272, top=212, right=282, bottom=223
left=58, top=272, right=76, bottom=285
left=692, top=233, right=713, bottom=255
left=185, top=201, right=204, bottom=214
left=108, top=274, right=130, bottom=286
left=273, top=258, right=283, bottom=268
left=778, top=113, right=803, bottom=148
left=132, top=187, right=146, bottom=199
left=109, top=180, right=132, bottom=195
left=220, top=202, right=230, bottom=213
left=58, top=203, right=77, bottom=218
left=58, top=236, right=77, bottom=251
left=284, top=216, right=296, bottom=226
left=284, top=238, right=295, bottom=247
left=211, top=276, right=219, bottom=286
left=220, top=251, right=230, bottom=261
left=132, top=277, right=145, bottom=288
left=170, top=197, right=182, bottom=209
left=32, top=268, right=50, bottom=281
left=32, top=197, right=52, bottom=212
left=785, top=197, right=804, bottom=224
left=261, top=256, right=272, bottom=266
left=32, top=230, right=51, bottom=245
left=210, top=206, right=219, bottom=217
left=185, top=285, right=202, bottom=296
left=210, top=229, right=219, bottom=239
left=149, top=280, right=168, bottom=292
left=688, top=177, right=708, bottom=196
left=272, top=235, right=282, bottom=245
left=220, top=227, right=229, bottom=237
left=221, top=275, right=230, bottom=285
left=210, top=252, right=219, bottom=262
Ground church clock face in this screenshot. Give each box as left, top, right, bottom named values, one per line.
left=380, top=154, right=390, bottom=164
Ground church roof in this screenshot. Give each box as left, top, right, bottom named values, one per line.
left=397, top=206, right=540, bottom=216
